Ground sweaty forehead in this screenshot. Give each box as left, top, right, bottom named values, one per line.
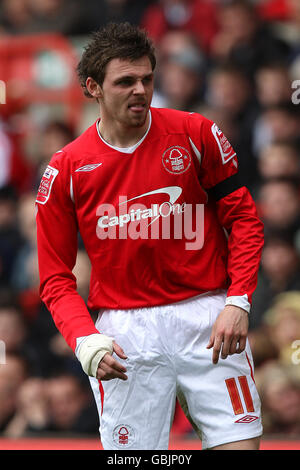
left=105, top=57, right=153, bottom=79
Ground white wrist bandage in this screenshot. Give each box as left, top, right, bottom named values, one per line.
left=77, top=333, right=114, bottom=378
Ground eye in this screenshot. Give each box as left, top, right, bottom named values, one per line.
left=116, top=78, right=134, bottom=87
left=142, top=76, right=153, bottom=85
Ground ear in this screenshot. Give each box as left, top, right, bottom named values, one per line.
left=86, top=77, right=103, bottom=99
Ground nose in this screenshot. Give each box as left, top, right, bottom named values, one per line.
left=133, top=80, right=145, bottom=95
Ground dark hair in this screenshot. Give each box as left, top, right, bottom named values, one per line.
left=77, top=22, right=156, bottom=98
left=43, top=120, right=75, bottom=141
left=0, top=184, right=17, bottom=203
left=221, top=0, right=255, bottom=14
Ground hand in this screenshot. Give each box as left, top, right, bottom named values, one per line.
left=17, top=378, right=49, bottom=426
left=96, top=342, right=128, bottom=381
left=206, top=305, right=249, bottom=364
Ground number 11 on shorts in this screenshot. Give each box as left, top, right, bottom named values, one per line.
left=225, top=376, right=254, bottom=415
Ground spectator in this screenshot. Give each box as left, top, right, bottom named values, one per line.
left=0, top=121, right=14, bottom=189
left=156, top=29, right=201, bottom=62
left=206, top=64, right=255, bottom=118
left=256, top=141, right=300, bottom=183
left=45, top=374, right=98, bottom=435
left=0, top=295, right=27, bottom=355
left=250, top=236, right=300, bottom=329
left=4, top=373, right=99, bottom=437
left=256, top=0, right=291, bottom=23
left=205, top=63, right=260, bottom=189
left=20, top=249, right=93, bottom=378
left=22, top=300, right=66, bottom=377
left=252, top=103, right=300, bottom=157
left=31, top=120, right=75, bottom=190
left=0, top=354, right=28, bottom=433
left=2, top=0, right=91, bottom=37
left=152, top=29, right=206, bottom=109
left=11, top=192, right=38, bottom=292
left=0, top=0, right=153, bottom=38
left=0, top=0, right=32, bottom=35
left=3, top=377, right=49, bottom=437
left=86, top=0, right=154, bottom=31
left=211, top=0, right=291, bottom=76
left=0, top=119, right=32, bottom=194
left=290, top=53, right=300, bottom=89
left=257, top=178, right=300, bottom=240
left=254, top=63, right=294, bottom=108
left=262, top=291, right=300, bottom=367
left=281, top=0, right=300, bottom=50
left=0, top=286, right=58, bottom=377
left=255, top=360, right=300, bottom=436
left=47, top=249, right=93, bottom=376
left=259, top=0, right=300, bottom=52
left=154, top=42, right=205, bottom=111
left=249, top=290, right=300, bottom=367
left=141, top=0, right=219, bottom=53
left=0, top=185, right=23, bottom=288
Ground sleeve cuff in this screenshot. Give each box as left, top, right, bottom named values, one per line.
left=75, top=335, right=90, bottom=359
left=225, top=294, right=250, bottom=313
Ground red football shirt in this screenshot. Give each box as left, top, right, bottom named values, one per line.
left=36, top=108, right=264, bottom=350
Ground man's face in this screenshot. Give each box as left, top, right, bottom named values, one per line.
left=99, top=56, right=154, bottom=129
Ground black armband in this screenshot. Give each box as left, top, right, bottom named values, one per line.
left=208, top=173, right=244, bottom=201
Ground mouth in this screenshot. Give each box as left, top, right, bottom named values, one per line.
left=128, top=102, right=147, bottom=113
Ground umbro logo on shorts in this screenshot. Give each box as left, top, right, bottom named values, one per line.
left=234, top=415, right=259, bottom=424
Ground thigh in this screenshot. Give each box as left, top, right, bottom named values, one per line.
left=89, top=308, right=177, bottom=450
left=210, top=436, right=261, bottom=450
left=175, top=293, right=263, bottom=450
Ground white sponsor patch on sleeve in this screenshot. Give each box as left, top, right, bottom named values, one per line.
left=211, top=123, right=236, bottom=165
left=36, top=165, right=59, bottom=204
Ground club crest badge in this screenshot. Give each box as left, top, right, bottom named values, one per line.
left=112, top=424, right=135, bottom=448
left=162, top=146, right=191, bottom=175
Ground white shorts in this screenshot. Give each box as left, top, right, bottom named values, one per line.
left=89, top=290, right=263, bottom=450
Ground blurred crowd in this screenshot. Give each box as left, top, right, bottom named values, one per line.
left=0, top=0, right=300, bottom=441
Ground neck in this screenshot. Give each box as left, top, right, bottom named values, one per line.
left=98, top=111, right=150, bottom=148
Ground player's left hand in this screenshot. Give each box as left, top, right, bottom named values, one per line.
left=206, top=305, right=249, bottom=364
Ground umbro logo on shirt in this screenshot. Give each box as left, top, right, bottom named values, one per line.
left=75, top=163, right=102, bottom=172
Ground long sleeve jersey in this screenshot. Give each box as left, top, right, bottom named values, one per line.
left=36, top=108, right=264, bottom=351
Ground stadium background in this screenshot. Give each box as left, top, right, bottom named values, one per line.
left=0, top=0, right=299, bottom=450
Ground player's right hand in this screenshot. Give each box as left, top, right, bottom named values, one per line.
left=96, top=342, right=128, bottom=381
